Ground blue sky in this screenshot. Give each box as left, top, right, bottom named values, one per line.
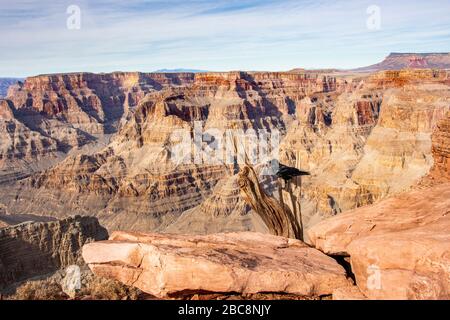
left=1, top=0, right=450, bottom=77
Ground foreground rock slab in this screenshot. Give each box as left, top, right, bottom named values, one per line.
left=0, top=215, right=108, bottom=289
left=308, top=183, right=450, bottom=300
left=83, top=232, right=351, bottom=298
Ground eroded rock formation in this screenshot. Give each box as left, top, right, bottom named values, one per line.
left=0, top=72, right=196, bottom=182
left=238, top=165, right=300, bottom=239
left=0, top=215, right=108, bottom=289
left=423, top=111, right=450, bottom=185
left=355, top=52, right=450, bottom=72
left=308, top=183, right=450, bottom=300
left=6, top=72, right=196, bottom=132
left=0, top=65, right=449, bottom=300
left=308, top=107, right=450, bottom=300
left=0, top=71, right=338, bottom=231
left=0, top=69, right=448, bottom=235
left=279, top=70, right=450, bottom=234
left=83, top=231, right=352, bottom=298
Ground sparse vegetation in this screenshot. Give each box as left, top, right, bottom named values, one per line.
left=78, top=274, right=141, bottom=300
left=3, top=271, right=142, bottom=300
left=6, top=279, right=68, bottom=300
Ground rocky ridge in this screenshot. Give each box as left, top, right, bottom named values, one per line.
left=0, top=71, right=338, bottom=231
left=356, top=52, right=450, bottom=72
left=0, top=69, right=448, bottom=235
left=0, top=66, right=449, bottom=300
left=308, top=182, right=450, bottom=299
left=278, top=69, right=450, bottom=234
left=422, top=110, right=450, bottom=184
left=83, top=231, right=352, bottom=299
left=0, top=72, right=196, bottom=181
left=0, top=215, right=108, bottom=289
left=307, top=111, right=450, bottom=299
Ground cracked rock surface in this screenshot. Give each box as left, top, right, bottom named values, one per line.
left=309, top=183, right=450, bottom=299
left=82, top=231, right=352, bottom=298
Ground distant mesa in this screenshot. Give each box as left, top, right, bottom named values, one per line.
left=289, top=53, right=450, bottom=74
left=289, top=68, right=341, bottom=73
left=153, top=68, right=209, bottom=73
left=354, top=52, right=450, bottom=72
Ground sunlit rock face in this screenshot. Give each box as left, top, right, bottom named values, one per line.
left=355, top=52, right=450, bottom=72
left=307, top=102, right=450, bottom=299
left=279, top=70, right=450, bottom=233
left=83, top=231, right=352, bottom=299
left=0, top=71, right=338, bottom=231
left=0, top=72, right=195, bottom=181
left=421, top=110, right=450, bottom=185
left=0, top=69, right=448, bottom=234
left=308, top=182, right=450, bottom=300
left=6, top=72, right=196, bottom=134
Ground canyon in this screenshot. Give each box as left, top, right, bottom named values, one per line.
left=0, top=215, right=107, bottom=290
left=0, top=55, right=449, bottom=300
left=0, top=71, right=340, bottom=231
left=0, top=68, right=449, bottom=234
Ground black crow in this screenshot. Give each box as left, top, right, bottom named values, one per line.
left=276, top=163, right=310, bottom=182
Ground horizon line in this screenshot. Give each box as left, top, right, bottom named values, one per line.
left=2, top=51, right=450, bottom=79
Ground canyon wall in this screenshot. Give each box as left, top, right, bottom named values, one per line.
left=0, top=216, right=107, bottom=289
left=277, top=70, right=450, bottom=233
left=427, top=111, right=450, bottom=183
left=0, top=70, right=448, bottom=234
left=0, top=72, right=196, bottom=181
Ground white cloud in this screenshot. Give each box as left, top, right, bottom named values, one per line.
left=0, top=0, right=449, bottom=76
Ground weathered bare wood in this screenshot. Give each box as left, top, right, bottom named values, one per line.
left=280, top=152, right=305, bottom=240
left=281, top=176, right=304, bottom=240
left=238, top=165, right=301, bottom=239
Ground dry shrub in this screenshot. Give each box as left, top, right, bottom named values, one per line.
left=79, top=275, right=141, bottom=300
left=8, top=279, right=68, bottom=300
left=5, top=271, right=141, bottom=300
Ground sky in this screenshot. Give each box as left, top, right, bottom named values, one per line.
left=1, top=0, right=450, bottom=77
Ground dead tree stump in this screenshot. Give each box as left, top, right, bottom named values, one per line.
left=238, top=165, right=302, bottom=239
left=280, top=176, right=304, bottom=241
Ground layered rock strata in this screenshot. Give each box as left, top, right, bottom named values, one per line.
left=83, top=231, right=352, bottom=298
left=422, top=111, right=450, bottom=184
left=0, top=215, right=108, bottom=289
left=0, top=69, right=448, bottom=234
left=0, top=71, right=337, bottom=231
left=355, top=52, right=450, bottom=72
left=279, top=70, right=450, bottom=234
left=308, top=183, right=450, bottom=300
